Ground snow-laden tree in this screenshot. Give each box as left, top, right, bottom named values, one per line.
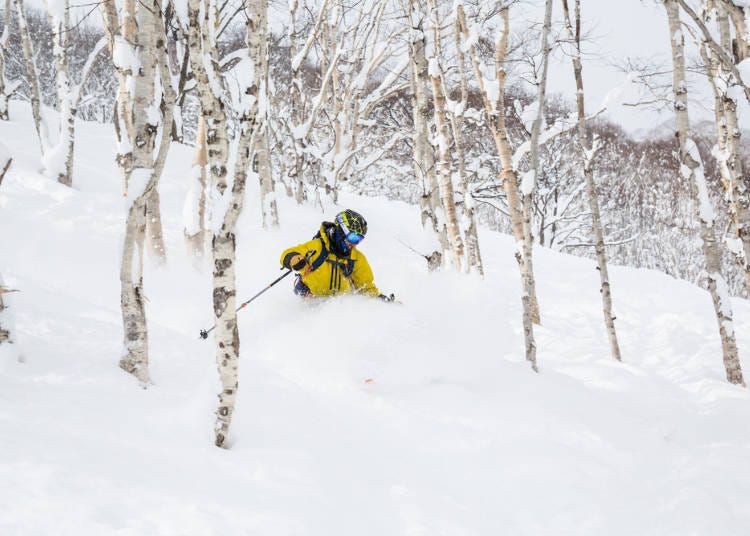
left=0, top=0, right=20, bottom=121
left=14, top=0, right=45, bottom=156
left=665, top=0, right=744, bottom=385
left=99, top=0, right=175, bottom=384
left=280, top=0, right=409, bottom=207
left=12, top=0, right=106, bottom=186
left=455, top=0, right=537, bottom=370
left=404, top=0, right=445, bottom=271
left=0, top=274, right=18, bottom=357
left=247, top=0, right=278, bottom=229
left=674, top=0, right=750, bottom=295
left=186, top=0, right=267, bottom=447
left=561, top=0, right=622, bottom=362
left=0, top=143, right=16, bottom=358
left=185, top=115, right=209, bottom=262
left=516, top=0, right=553, bottom=324
left=426, top=0, right=464, bottom=271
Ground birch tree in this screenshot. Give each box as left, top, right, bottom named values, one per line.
left=184, top=116, right=209, bottom=261
left=561, top=0, right=622, bottom=362
left=14, top=0, right=45, bottom=155
left=405, top=0, right=445, bottom=270
left=0, top=275, right=18, bottom=354
left=100, top=0, right=174, bottom=384
left=517, top=0, right=553, bottom=323
left=451, top=6, right=483, bottom=275
left=248, top=0, right=278, bottom=228
left=287, top=0, right=408, bottom=207
left=675, top=0, right=750, bottom=293
left=665, top=0, right=744, bottom=385
left=0, top=0, right=19, bottom=121
left=456, top=0, right=537, bottom=370
left=1, top=147, right=16, bottom=354
left=13, top=0, right=105, bottom=186
left=187, top=0, right=265, bottom=447
left=426, top=0, right=464, bottom=271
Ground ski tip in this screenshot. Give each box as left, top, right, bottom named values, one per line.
left=363, top=378, right=375, bottom=385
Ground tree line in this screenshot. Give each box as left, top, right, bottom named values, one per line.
left=1, top=0, right=750, bottom=446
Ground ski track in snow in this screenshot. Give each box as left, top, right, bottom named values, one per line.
left=2, top=102, right=750, bottom=535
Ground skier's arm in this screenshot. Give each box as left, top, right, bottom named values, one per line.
left=280, top=240, right=318, bottom=270
left=351, top=255, right=380, bottom=297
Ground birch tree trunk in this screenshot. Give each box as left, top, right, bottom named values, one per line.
left=708, top=6, right=750, bottom=293
left=0, top=274, right=17, bottom=351
left=187, top=0, right=229, bottom=192
left=665, top=0, right=744, bottom=385
left=0, top=158, right=13, bottom=349
left=426, top=0, right=463, bottom=271
left=15, top=0, right=46, bottom=156
left=457, top=2, right=537, bottom=370
left=0, top=0, right=12, bottom=121
left=186, top=0, right=263, bottom=446
left=452, top=10, right=483, bottom=275
left=144, top=7, right=176, bottom=266
left=287, top=0, right=309, bottom=204
left=118, top=0, right=161, bottom=385
left=213, top=0, right=266, bottom=447
left=185, top=116, right=208, bottom=260
left=100, top=0, right=135, bottom=187
left=673, top=0, right=750, bottom=294
left=248, top=0, right=278, bottom=228
left=407, top=0, right=444, bottom=269
left=518, top=0, right=553, bottom=324
left=100, top=0, right=170, bottom=384
left=45, top=0, right=76, bottom=187
left=561, top=0, right=622, bottom=361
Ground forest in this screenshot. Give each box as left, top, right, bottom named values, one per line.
left=2, top=0, right=750, bottom=442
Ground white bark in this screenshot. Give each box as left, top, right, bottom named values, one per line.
left=0, top=273, right=18, bottom=355
left=407, top=0, right=445, bottom=269
left=698, top=4, right=750, bottom=294
left=0, top=0, right=12, bottom=121
left=119, top=0, right=161, bottom=385
left=452, top=8, right=483, bottom=275
left=247, top=0, right=278, bottom=228
left=44, top=0, right=76, bottom=187
left=185, top=116, right=209, bottom=261
left=666, top=0, right=744, bottom=385
left=187, top=0, right=263, bottom=447
left=427, top=0, right=464, bottom=271
left=14, top=0, right=47, bottom=156
left=100, top=0, right=171, bottom=385
left=457, top=2, right=537, bottom=370
left=518, top=0, right=553, bottom=324
left=187, top=0, right=229, bottom=193
left=561, top=0, right=622, bottom=362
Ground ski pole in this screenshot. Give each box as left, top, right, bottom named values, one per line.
left=199, top=268, right=293, bottom=340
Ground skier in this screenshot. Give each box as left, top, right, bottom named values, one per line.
left=280, top=209, right=394, bottom=301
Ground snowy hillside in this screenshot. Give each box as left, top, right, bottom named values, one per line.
left=3, top=105, right=750, bottom=535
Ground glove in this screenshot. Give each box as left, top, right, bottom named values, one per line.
left=378, top=293, right=395, bottom=302
left=288, top=254, right=308, bottom=271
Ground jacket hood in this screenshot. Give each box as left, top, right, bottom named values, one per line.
left=320, top=221, right=351, bottom=258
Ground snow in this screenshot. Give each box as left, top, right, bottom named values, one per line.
left=183, top=166, right=205, bottom=236
left=3, top=102, right=750, bottom=534
left=112, top=36, right=141, bottom=74
left=685, top=138, right=715, bottom=226
left=737, top=58, right=750, bottom=88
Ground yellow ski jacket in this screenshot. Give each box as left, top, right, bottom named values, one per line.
left=280, top=223, right=380, bottom=297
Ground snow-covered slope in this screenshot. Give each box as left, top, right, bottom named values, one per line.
left=2, top=103, right=750, bottom=535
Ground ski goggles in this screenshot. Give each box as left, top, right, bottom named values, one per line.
left=337, top=216, right=366, bottom=244
left=344, top=230, right=365, bottom=245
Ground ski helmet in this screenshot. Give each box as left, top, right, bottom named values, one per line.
left=335, top=209, right=368, bottom=244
